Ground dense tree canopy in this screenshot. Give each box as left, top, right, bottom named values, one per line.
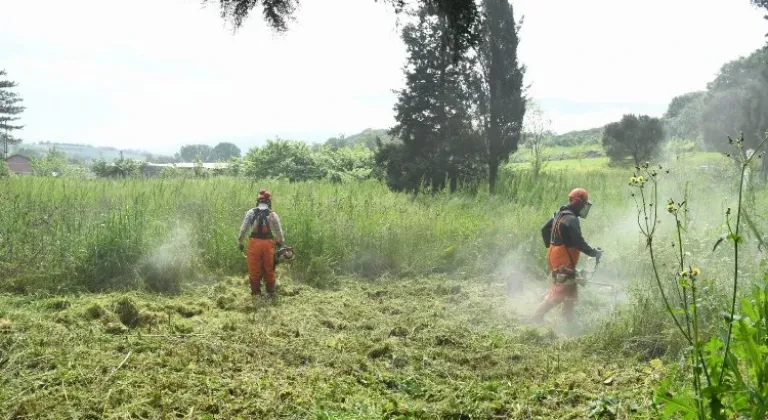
left=663, top=91, right=706, bottom=142
left=602, top=114, right=666, bottom=166
left=178, top=144, right=214, bottom=162
left=475, top=0, right=526, bottom=194
left=700, top=47, right=768, bottom=177
left=211, top=142, right=242, bottom=161
left=378, top=5, right=485, bottom=193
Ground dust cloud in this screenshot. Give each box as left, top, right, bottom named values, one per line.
left=138, top=223, right=205, bottom=292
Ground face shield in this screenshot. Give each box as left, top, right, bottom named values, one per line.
left=579, top=200, right=592, bottom=218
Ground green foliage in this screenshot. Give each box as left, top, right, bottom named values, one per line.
left=91, top=153, right=146, bottom=178
left=0, top=167, right=634, bottom=293
left=632, top=133, right=768, bottom=419
left=243, top=138, right=325, bottom=182
left=551, top=127, right=603, bottom=147
left=0, top=274, right=662, bottom=418
left=207, top=0, right=482, bottom=56
left=0, top=69, right=25, bottom=148
left=523, top=103, right=551, bottom=179
left=211, top=142, right=241, bottom=161
left=664, top=91, right=706, bottom=143
left=602, top=114, right=666, bottom=166
left=178, top=144, right=213, bottom=162
left=701, top=48, right=768, bottom=165
left=0, top=159, right=9, bottom=178
left=30, top=147, right=68, bottom=176
left=380, top=6, right=486, bottom=193
left=475, top=0, right=526, bottom=194
left=324, top=129, right=397, bottom=150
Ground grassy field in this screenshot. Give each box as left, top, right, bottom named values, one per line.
left=1, top=151, right=766, bottom=418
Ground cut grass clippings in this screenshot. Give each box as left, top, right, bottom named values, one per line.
left=0, top=275, right=662, bottom=419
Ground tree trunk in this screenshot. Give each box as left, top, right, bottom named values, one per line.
left=449, top=169, right=458, bottom=193
left=489, top=156, right=499, bottom=195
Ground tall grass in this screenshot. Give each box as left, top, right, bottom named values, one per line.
left=1, top=169, right=633, bottom=293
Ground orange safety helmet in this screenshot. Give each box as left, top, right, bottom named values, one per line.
left=568, top=188, right=592, bottom=218
left=568, top=188, right=589, bottom=204
left=257, top=189, right=272, bottom=204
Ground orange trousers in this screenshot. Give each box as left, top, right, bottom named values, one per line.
left=247, top=238, right=276, bottom=295
left=532, top=244, right=580, bottom=322
left=533, top=284, right=577, bottom=323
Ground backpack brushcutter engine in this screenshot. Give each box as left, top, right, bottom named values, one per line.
left=275, top=246, right=295, bottom=266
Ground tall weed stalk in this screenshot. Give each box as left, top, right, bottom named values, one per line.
left=632, top=133, right=768, bottom=419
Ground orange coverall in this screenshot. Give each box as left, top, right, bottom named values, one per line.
left=533, top=205, right=599, bottom=322
left=238, top=205, right=285, bottom=295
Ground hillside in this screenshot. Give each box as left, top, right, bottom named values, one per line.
left=551, top=127, right=603, bottom=147
left=325, top=126, right=604, bottom=151
left=324, top=128, right=398, bottom=150
left=13, top=142, right=151, bottom=163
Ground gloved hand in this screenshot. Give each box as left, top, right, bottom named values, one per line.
left=238, top=243, right=245, bottom=252
left=594, top=247, right=603, bottom=260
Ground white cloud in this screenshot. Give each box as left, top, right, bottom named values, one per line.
left=1, top=0, right=766, bottom=152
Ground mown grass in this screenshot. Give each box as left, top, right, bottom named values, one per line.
left=0, top=275, right=664, bottom=419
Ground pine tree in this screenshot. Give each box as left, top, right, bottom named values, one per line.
left=0, top=70, right=25, bottom=158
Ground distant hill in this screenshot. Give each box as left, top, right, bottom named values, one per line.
left=324, top=128, right=398, bottom=150
left=12, top=142, right=155, bottom=163
left=324, top=127, right=603, bottom=150
left=551, top=127, right=603, bottom=147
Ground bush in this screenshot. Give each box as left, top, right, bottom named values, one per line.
left=0, top=159, right=9, bottom=178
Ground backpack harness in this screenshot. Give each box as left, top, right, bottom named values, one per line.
left=249, top=207, right=274, bottom=240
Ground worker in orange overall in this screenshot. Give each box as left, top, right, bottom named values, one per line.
left=237, top=189, right=286, bottom=297
left=532, top=188, right=603, bottom=323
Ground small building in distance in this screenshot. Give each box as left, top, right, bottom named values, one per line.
left=5, top=154, right=33, bottom=175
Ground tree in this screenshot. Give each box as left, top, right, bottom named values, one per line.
left=377, top=5, right=485, bottom=193
left=700, top=47, right=768, bottom=178
left=178, top=144, right=213, bottom=162
left=0, top=159, right=10, bottom=178
left=31, top=147, right=68, bottom=176
left=243, top=138, right=326, bottom=182
left=211, top=142, right=241, bottom=161
left=474, top=0, right=526, bottom=194
left=522, top=102, right=551, bottom=178
left=751, top=0, right=768, bottom=36
left=602, top=114, right=666, bottom=166
left=91, top=152, right=146, bottom=178
left=206, top=0, right=481, bottom=57
left=143, top=153, right=178, bottom=164
left=0, top=70, right=25, bottom=158
left=663, top=91, right=706, bottom=143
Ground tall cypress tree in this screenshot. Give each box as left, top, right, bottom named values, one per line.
left=475, top=0, right=526, bottom=194
left=0, top=70, right=25, bottom=158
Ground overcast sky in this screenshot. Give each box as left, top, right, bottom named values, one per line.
left=2, top=0, right=767, bottom=154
